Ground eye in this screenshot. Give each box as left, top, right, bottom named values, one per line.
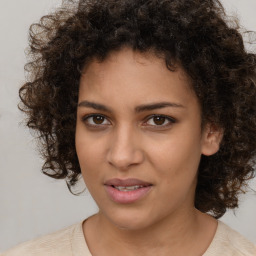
left=144, top=115, right=176, bottom=127
left=82, top=114, right=111, bottom=127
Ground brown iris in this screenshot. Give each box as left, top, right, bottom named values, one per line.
left=153, top=116, right=166, bottom=125
left=93, top=115, right=105, bottom=124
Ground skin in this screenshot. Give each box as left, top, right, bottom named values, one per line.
left=76, top=48, right=222, bottom=256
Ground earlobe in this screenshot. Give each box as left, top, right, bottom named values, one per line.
left=201, top=123, right=224, bottom=156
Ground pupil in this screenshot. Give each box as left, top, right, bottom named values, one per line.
left=154, top=116, right=165, bottom=125
left=93, top=116, right=104, bottom=124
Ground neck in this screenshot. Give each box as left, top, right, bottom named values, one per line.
left=83, top=208, right=217, bottom=256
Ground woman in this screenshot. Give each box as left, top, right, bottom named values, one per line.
left=3, top=0, right=256, bottom=255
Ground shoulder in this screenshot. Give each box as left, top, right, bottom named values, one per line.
left=204, top=221, right=256, bottom=256
left=1, top=222, right=82, bottom=256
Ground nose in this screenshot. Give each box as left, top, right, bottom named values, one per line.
left=107, top=126, right=144, bottom=170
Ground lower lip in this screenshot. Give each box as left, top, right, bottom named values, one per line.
left=104, top=185, right=152, bottom=204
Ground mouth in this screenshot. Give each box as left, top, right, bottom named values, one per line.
left=112, top=185, right=146, bottom=192
left=104, top=178, right=153, bottom=204
left=104, top=178, right=152, bottom=187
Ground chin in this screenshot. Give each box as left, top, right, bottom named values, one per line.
left=112, top=218, right=152, bottom=231
left=102, top=208, right=158, bottom=231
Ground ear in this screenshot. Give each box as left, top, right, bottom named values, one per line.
left=201, top=123, right=223, bottom=156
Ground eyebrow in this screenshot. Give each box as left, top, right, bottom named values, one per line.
left=77, top=100, right=185, bottom=113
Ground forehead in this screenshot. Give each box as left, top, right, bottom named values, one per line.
left=79, top=48, right=198, bottom=111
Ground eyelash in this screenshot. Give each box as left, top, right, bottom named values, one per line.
left=81, top=114, right=176, bottom=129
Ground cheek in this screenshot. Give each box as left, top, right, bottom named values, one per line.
left=75, top=127, right=104, bottom=171
left=147, top=130, right=202, bottom=180
left=148, top=136, right=202, bottom=208
left=75, top=137, right=104, bottom=196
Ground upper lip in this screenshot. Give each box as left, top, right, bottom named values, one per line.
left=104, top=178, right=152, bottom=187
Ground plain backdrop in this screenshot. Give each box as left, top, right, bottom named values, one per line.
left=0, top=0, right=256, bottom=252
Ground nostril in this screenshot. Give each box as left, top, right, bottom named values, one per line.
left=107, top=149, right=145, bottom=168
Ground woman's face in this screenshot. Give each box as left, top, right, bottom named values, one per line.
left=76, top=48, right=216, bottom=230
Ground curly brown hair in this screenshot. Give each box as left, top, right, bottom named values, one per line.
left=19, top=0, right=256, bottom=218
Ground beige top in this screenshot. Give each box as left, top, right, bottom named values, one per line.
left=2, top=220, right=256, bottom=256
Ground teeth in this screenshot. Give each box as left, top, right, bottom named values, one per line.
left=114, top=185, right=143, bottom=191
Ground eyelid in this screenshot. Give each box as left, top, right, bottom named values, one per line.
left=81, top=113, right=111, bottom=127
left=142, top=114, right=176, bottom=127
left=81, top=113, right=176, bottom=129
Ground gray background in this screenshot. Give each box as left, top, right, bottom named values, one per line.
left=0, top=0, right=256, bottom=252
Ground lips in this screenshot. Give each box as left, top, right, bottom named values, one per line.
left=104, top=178, right=152, bottom=204
left=114, top=185, right=145, bottom=191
